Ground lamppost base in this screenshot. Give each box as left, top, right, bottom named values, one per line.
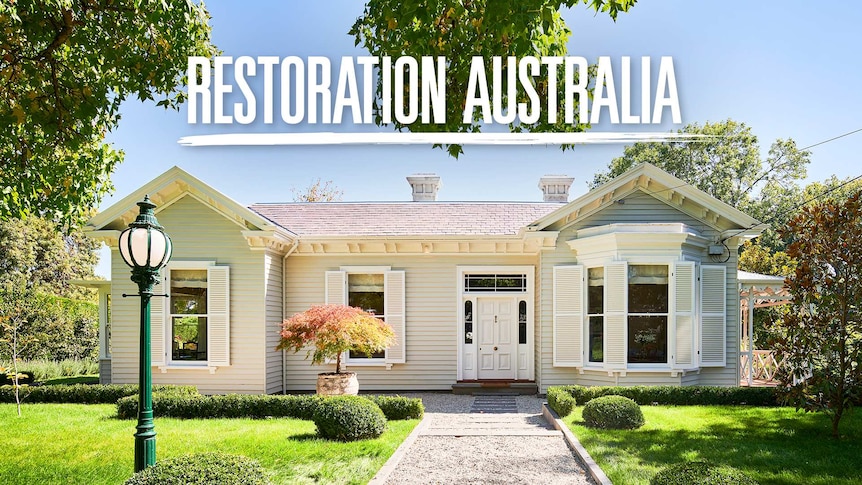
left=134, top=429, right=156, bottom=472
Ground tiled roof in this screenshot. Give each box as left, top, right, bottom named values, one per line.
left=248, top=202, right=565, bottom=237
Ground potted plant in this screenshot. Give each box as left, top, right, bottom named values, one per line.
left=277, top=304, right=395, bottom=395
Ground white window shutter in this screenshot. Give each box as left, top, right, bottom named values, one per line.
left=384, top=270, right=406, bottom=364
left=700, top=265, right=726, bottom=367
left=325, top=271, right=347, bottom=305
left=604, top=262, right=628, bottom=370
left=673, top=262, right=695, bottom=368
left=207, top=266, right=230, bottom=367
left=150, top=272, right=167, bottom=367
left=553, top=265, right=584, bottom=367
left=324, top=271, right=347, bottom=365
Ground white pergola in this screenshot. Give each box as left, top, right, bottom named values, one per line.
left=738, top=270, right=791, bottom=386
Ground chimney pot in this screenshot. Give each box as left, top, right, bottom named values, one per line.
left=539, top=175, right=574, bottom=202
left=407, top=173, right=441, bottom=201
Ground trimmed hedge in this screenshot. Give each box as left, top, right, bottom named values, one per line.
left=651, top=462, right=759, bottom=485
left=125, top=452, right=270, bottom=485
left=366, top=395, right=424, bottom=420
left=312, top=395, right=387, bottom=441
left=0, top=384, right=198, bottom=404
left=116, top=393, right=423, bottom=421
left=551, top=385, right=780, bottom=406
left=1, top=371, right=34, bottom=385
left=547, top=386, right=576, bottom=417
left=582, top=395, right=645, bottom=429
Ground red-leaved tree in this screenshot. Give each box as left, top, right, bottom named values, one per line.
left=277, top=304, right=395, bottom=374
left=776, top=191, right=862, bottom=438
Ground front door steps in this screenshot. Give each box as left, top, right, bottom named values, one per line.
left=451, top=380, right=538, bottom=395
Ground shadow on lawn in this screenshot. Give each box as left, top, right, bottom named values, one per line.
left=574, top=407, right=862, bottom=484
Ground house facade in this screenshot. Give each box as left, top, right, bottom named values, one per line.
left=85, top=163, right=762, bottom=394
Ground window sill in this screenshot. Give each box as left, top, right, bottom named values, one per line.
left=579, top=367, right=699, bottom=378
left=158, top=364, right=217, bottom=374
left=343, top=361, right=393, bottom=370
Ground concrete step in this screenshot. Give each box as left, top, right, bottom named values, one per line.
left=452, top=382, right=538, bottom=395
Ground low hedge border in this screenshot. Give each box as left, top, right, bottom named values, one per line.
left=550, top=385, right=780, bottom=407
left=0, top=384, right=198, bottom=404
left=116, top=393, right=424, bottom=421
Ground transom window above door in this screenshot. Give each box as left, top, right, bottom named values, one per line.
left=464, top=274, right=527, bottom=292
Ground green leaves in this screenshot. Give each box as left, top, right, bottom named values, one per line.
left=0, top=0, right=217, bottom=225
left=776, top=191, right=862, bottom=437
left=350, top=0, right=635, bottom=157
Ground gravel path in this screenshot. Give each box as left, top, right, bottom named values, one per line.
left=380, top=393, right=594, bottom=485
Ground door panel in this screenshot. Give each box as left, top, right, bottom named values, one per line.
left=477, top=298, right=516, bottom=379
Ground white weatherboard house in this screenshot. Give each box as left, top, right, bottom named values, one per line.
left=85, top=163, right=762, bottom=394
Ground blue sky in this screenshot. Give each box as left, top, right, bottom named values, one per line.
left=96, top=1, right=862, bottom=276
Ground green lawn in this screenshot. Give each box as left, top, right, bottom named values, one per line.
left=0, top=404, right=417, bottom=484
left=564, top=405, right=862, bottom=485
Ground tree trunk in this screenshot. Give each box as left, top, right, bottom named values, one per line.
left=832, top=408, right=842, bottom=438
left=335, top=351, right=342, bottom=374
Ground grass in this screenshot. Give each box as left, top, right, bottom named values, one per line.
left=0, top=404, right=417, bottom=484
left=564, top=405, right=862, bottom=485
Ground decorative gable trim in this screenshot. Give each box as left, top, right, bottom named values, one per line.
left=526, top=163, right=763, bottom=234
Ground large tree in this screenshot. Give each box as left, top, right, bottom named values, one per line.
left=0, top=216, right=99, bottom=300
left=350, top=0, right=636, bottom=157
left=0, top=0, right=217, bottom=224
left=590, top=119, right=810, bottom=251
left=776, top=191, right=862, bottom=438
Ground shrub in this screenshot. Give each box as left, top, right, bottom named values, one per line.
left=582, top=395, right=645, bottom=429
left=651, top=462, right=759, bottom=485
left=1, top=358, right=100, bottom=382
left=312, top=395, right=387, bottom=441
left=547, top=387, right=576, bottom=417
left=366, top=395, right=424, bottom=420
left=1, top=371, right=34, bottom=385
left=125, top=452, right=270, bottom=485
left=115, top=393, right=422, bottom=421
left=553, top=385, right=780, bottom=407
left=0, top=384, right=197, bottom=404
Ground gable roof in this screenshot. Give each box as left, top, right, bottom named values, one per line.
left=527, top=163, right=764, bottom=236
left=250, top=202, right=563, bottom=238
left=85, top=166, right=293, bottom=236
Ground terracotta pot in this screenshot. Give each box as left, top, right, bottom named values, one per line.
left=316, top=372, right=359, bottom=395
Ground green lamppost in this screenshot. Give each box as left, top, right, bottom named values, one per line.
left=118, top=195, right=172, bottom=472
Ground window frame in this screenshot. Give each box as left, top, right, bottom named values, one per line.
left=341, top=266, right=390, bottom=366
left=626, top=263, right=670, bottom=367
left=165, top=261, right=215, bottom=368
left=586, top=267, right=605, bottom=366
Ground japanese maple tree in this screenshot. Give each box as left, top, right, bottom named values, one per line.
left=277, top=304, right=395, bottom=374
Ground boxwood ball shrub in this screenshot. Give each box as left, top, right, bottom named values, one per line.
left=582, top=395, right=645, bottom=429
left=125, top=452, right=270, bottom=485
left=651, top=462, right=759, bottom=485
left=312, top=395, right=387, bottom=441
left=547, top=386, right=576, bottom=417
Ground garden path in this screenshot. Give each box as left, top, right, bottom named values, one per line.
left=375, top=394, right=594, bottom=484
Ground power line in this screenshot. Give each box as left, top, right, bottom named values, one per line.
left=799, top=127, right=862, bottom=151
left=721, top=172, right=862, bottom=243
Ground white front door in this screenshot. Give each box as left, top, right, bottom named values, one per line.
left=477, top=298, right=516, bottom=379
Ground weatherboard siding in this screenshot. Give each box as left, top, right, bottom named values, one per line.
left=265, top=250, right=284, bottom=394
left=283, top=253, right=536, bottom=391
left=110, top=195, right=268, bottom=394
